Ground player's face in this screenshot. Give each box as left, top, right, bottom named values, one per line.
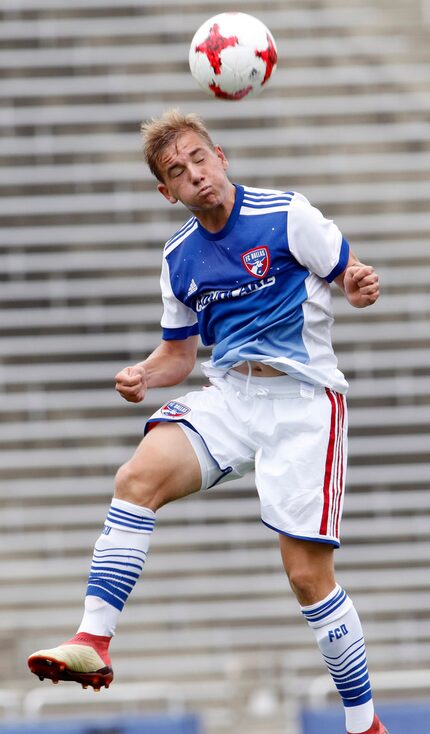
left=156, top=131, right=233, bottom=216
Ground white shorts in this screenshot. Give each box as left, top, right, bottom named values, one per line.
left=145, top=371, right=347, bottom=547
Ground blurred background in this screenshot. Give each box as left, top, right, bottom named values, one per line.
left=0, top=0, right=430, bottom=733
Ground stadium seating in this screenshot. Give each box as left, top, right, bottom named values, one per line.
left=1, top=0, right=430, bottom=732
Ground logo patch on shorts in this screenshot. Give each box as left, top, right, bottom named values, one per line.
left=242, top=246, right=270, bottom=278
left=160, top=401, right=191, bottom=418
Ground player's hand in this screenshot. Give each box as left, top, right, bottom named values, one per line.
left=115, top=364, right=147, bottom=403
left=343, top=263, right=380, bottom=308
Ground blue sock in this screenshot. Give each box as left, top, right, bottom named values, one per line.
left=78, top=498, right=155, bottom=637
left=301, top=585, right=375, bottom=733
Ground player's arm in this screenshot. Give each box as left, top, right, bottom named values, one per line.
left=334, top=249, right=380, bottom=308
left=287, top=194, right=380, bottom=309
left=115, top=335, right=198, bottom=403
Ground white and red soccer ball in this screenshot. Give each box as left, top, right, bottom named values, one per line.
left=189, top=12, right=278, bottom=100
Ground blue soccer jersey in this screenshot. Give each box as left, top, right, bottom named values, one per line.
left=160, top=185, right=350, bottom=392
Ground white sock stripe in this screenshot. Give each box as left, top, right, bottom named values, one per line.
left=327, top=653, right=368, bottom=680
left=93, top=548, right=147, bottom=562
left=343, top=683, right=372, bottom=701
left=90, top=561, right=144, bottom=576
left=89, top=567, right=140, bottom=587
left=338, top=681, right=371, bottom=696
left=331, top=666, right=370, bottom=688
left=90, top=564, right=141, bottom=579
left=110, top=498, right=156, bottom=519
left=105, top=509, right=155, bottom=532
left=92, top=552, right=146, bottom=563
left=86, top=583, right=129, bottom=605
left=328, top=654, right=368, bottom=680
left=93, top=549, right=147, bottom=559
left=91, top=558, right=146, bottom=570
left=107, top=507, right=155, bottom=525
left=337, top=679, right=371, bottom=696
left=323, top=636, right=365, bottom=666
left=93, top=553, right=145, bottom=568
left=301, top=583, right=341, bottom=613
left=89, top=570, right=136, bottom=587
left=89, top=576, right=135, bottom=593
left=90, top=556, right=144, bottom=570
left=94, top=538, right=148, bottom=561
left=301, top=586, right=348, bottom=624
left=104, top=500, right=156, bottom=533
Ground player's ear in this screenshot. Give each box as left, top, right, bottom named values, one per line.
left=157, top=182, right=178, bottom=205
left=214, top=145, right=229, bottom=171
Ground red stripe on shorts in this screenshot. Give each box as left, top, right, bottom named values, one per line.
left=333, top=393, right=346, bottom=538
left=320, top=389, right=337, bottom=535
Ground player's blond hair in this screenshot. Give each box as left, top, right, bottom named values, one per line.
left=141, top=108, right=216, bottom=182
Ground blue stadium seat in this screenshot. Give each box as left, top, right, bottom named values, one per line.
left=301, top=701, right=430, bottom=734
left=0, top=713, right=201, bottom=734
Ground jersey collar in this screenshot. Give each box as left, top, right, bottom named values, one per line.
left=196, top=184, right=244, bottom=241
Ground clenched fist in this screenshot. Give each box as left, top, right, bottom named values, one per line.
left=115, top=364, right=147, bottom=403
left=343, top=263, right=380, bottom=308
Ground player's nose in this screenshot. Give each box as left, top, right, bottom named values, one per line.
left=189, top=165, right=204, bottom=184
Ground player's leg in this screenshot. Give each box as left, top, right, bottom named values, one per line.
left=278, top=533, right=336, bottom=605
left=75, top=423, right=204, bottom=636
left=279, top=536, right=387, bottom=734
left=27, top=422, right=202, bottom=690
left=255, top=383, right=388, bottom=734
left=114, top=421, right=204, bottom=509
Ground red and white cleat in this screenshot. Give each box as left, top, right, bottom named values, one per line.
left=27, top=632, right=113, bottom=691
left=348, top=714, right=389, bottom=734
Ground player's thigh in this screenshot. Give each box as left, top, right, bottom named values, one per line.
left=115, top=422, right=202, bottom=509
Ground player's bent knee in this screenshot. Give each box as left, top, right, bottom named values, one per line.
left=114, top=460, right=166, bottom=510
left=287, top=566, right=331, bottom=606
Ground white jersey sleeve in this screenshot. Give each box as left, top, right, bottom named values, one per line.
left=160, top=256, right=199, bottom=340
left=287, top=193, right=349, bottom=282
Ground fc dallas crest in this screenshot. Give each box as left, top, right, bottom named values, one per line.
left=160, top=401, right=190, bottom=418
left=242, top=246, right=271, bottom=278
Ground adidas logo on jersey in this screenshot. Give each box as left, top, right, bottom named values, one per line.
left=187, top=278, right=198, bottom=296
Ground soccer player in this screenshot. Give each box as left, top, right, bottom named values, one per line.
left=28, top=109, right=387, bottom=734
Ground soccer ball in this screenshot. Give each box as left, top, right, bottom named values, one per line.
left=189, top=12, right=278, bottom=100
